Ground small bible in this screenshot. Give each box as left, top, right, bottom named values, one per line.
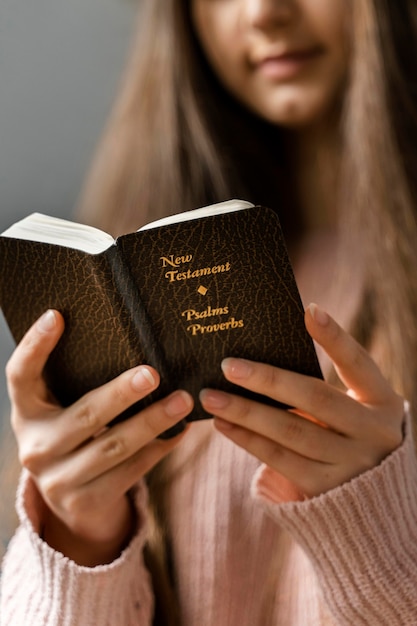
left=0, top=200, right=322, bottom=433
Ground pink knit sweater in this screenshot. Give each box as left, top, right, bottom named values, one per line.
left=2, top=405, right=417, bottom=625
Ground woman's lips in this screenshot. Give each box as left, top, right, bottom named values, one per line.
left=255, top=48, right=323, bottom=80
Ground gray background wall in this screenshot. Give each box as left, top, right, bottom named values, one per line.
left=0, top=0, right=138, bottom=421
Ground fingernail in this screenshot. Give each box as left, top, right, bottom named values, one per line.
left=164, top=391, right=193, bottom=418
left=221, top=357, right=253, bottom=379
left=38, top=310, right=57, bottom=333
left=131, top=367, right=156, bottom=391
left=309, top=303, right=329, bottom=327
left=200, top=389, right=230, bottom=409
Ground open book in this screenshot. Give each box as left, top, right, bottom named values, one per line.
left=0, top=199, right=322, bottom=435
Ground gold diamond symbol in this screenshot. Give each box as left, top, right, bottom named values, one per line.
left=197, top=285, right=208, bottom=295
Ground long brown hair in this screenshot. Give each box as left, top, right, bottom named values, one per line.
left=340, top=0, right=417, bottom=403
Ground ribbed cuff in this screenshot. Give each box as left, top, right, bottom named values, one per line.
left=251, top=402, right=417, bottom=625
left=1, top=473, right=153, bottom=626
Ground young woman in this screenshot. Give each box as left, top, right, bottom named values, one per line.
left=2, top=1, right=417, bottom=624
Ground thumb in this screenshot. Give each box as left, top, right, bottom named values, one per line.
left=6, top=310, right=65, bottom=409
left=305, top=303, right=393, bottom=405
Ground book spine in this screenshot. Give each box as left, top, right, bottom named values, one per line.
left=106, top=246, right=186, bottom=436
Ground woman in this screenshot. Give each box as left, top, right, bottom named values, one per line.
left=2, top=1, right=417, bottom=624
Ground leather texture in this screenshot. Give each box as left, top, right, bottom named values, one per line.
left=0, top=206, right=322, bottom=429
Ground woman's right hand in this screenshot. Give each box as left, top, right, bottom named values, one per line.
left=6, top=309, right=193, bottom=566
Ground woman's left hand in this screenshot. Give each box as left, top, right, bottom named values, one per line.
left=199, top=303, right=405, bottom=497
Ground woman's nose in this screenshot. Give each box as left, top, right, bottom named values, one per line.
left=241, top=0, right=296, bottom=31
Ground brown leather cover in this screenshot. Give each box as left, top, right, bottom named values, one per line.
left=0, top=205, right=322, bottom=431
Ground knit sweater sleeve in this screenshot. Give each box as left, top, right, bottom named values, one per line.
left=251, top=401, right=417, bottom=626
left=0, top=471, right=154, bottom=626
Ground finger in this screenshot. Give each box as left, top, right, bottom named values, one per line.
left=39, top=428, right=189, bottom=516
left=38, top=391, right=193, bottom=487
left=6, top=309, right=64, bottom=409
left=220, top=357, right=365, bottom=435
left=18, top=361, right=191, bottom=466
left=90, top=426, right=190, bottom=498
left=213, top=419, right=337, bottom=497
left=305, top=303, right=396, bottom=405
left=200, top=388, right=345, bottom=462
left=15, top=364, right=157, bottom=467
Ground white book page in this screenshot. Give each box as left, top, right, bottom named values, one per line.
left=0, top=199, right=254, bottom=254
left=1, top=213, right=115, bottom=254
left=138, top=199, right=254, bottom=231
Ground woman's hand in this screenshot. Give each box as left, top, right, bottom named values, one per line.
left=200, top=303, right=404, bottom=498
left=6, top=309, right=193, bottom=565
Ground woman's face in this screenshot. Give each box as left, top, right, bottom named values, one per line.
left=191, top=0, right=350, bottom=128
